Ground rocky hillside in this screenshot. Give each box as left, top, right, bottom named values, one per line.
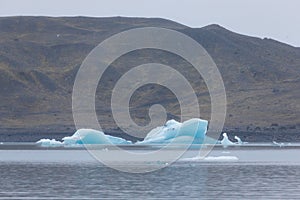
left=0, top=16, right=299, bottom=142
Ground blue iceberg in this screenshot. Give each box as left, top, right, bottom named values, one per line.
left=137, top=118, right=208, bottom=145
left=36, top=118, right=212, bottom=146
left=62, top=129, right=132, bottom=145
left=36, top=129, right=132, bottom=146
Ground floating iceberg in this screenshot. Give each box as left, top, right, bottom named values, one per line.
left=62, top=129, right=132, bottom=145
left=36, top=118, right=218, bottom=146
left=234, top=136, right=243, bottom=144
left=220, top=133, right=235, bottom=146
left=180, top=156, right=239, bottom=162
left=36, top=120, right=249, bottom=147
left=36, top=139, right=63, bottom=147
left=220, top=133, right=246, bottom=147
left=272, top=141, right=285, bottom=147
left=36, top=129, right=132, bottom=146
left=137, top=118, right=208, bottom=145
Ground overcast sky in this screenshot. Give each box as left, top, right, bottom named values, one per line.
left=1, top=0, right=299, bottom=47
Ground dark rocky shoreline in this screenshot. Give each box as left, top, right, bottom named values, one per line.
left=0, top=127, right=299, bottom=143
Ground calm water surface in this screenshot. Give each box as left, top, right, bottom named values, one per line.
left=1, top=162, right=300, bottom=199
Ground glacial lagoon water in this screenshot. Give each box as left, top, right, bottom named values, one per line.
left=1, top=144, right=300, bottom=199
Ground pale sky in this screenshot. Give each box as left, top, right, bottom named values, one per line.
left=1, top=0, right=299, bottom=47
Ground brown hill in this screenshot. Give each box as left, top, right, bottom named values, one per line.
left=0, top=16, right=299, bottom=142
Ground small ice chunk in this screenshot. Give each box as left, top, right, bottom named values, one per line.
left=36, top=139, right=63, bottom=147
left=272, top=141, right=284, bottom=147
left=234, top=136, right=243, bottom=144
left=180, top=156, right=239, bottom=162
left=203, top=156, right=239, bottom=162
left=220, top=133, right=235, bottom=146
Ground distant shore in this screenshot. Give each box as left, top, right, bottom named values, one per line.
left=0, top=127, right=299, bottom=143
